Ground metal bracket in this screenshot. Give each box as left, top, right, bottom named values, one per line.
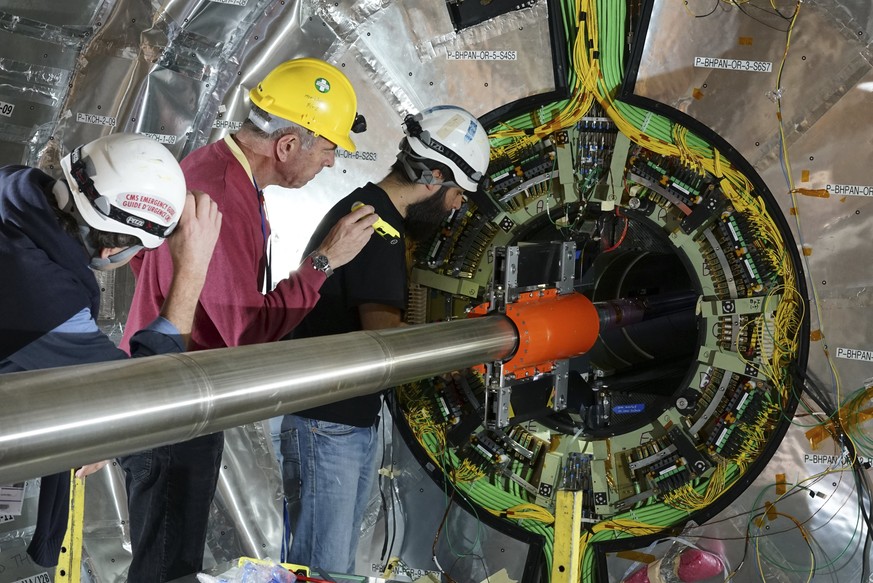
left=486, top=385, right=512, bottom=429
left=551, top=359, right=570, bottom=412
left=484, top=362, right=512, bottom=429
left=557, top=241, right=576, bottom=294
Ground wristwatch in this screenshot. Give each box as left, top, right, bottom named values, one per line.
left=309, top=252, right=333, bottom=278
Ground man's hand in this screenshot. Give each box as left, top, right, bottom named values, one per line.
left=167, top=190, right=222, bottom=279
left=313, top=204, right=378, bottom=269
left=75, top=460, right=109, bottom=478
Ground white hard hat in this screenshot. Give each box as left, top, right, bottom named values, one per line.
left=401, top=105, right=490, bottom=191
left=60, top=133, right=186, bottom=248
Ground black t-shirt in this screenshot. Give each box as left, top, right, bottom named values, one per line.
left=293, top=182, right=406, bottom=426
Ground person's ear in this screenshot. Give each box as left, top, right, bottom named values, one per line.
left=275, top=133, right=299, bottom=162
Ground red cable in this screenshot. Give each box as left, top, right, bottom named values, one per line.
left=603, top=208, right=628, bottom=252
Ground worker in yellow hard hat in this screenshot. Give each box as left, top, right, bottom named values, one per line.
left=119, top=58, right=379, bottom=583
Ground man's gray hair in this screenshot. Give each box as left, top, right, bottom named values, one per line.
left=245, top=105, right=318, bottom=150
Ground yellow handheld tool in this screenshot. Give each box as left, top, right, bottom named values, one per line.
left=352, top=201, right=400, bottom=241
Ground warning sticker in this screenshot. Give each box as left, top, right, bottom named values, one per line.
left=117, top=193, right=176, bottom=222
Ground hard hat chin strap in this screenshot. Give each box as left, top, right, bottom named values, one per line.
left=397, top=151, right=459, bottom=189
left=65, top=203, right=141, bottom=271
left=89, top=244, right=143, bottom=271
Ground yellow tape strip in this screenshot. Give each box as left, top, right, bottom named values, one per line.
left=54, top=470, right=84, bottom=583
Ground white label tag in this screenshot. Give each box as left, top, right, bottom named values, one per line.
left=12, top=573, right=51, bottom=583
left=693, top=56, right=772, bottom=73
left=447, top=50, right=518, bottom=61
left=826, top=183, right=873, bottom=197
left=804, top=453, right=869, bottom=466
left=76, top=112, right=117, bottom=127
left=0, top=100, right=15, bottom=117
left=212, top=119, right=243, bottom=130
left=140, top=132, right=178, bottom=145
left=835, top=347, right=873, bottom=361
left=336, top=149, right=378, bottom=162
left=0, top=483, right=24, bottom=515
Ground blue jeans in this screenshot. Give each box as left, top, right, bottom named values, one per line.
left=269, top=414, right=295, bottom=561
left=282, top=415, right=378, bottom=574
left=269, top=415, right=284, bottom=465
left=117, top=432, right=224, bottom=583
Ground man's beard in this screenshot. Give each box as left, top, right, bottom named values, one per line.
left=404, top=186, right=451, bottom=244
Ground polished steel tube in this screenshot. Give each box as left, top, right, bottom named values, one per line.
left=0, top=316, right=518, bottom=483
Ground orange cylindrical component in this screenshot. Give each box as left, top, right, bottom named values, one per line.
left=501, top=289, right=599, bottom=375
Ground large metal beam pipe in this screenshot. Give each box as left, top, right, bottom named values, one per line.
left=0, top=316, right=518, bottom=484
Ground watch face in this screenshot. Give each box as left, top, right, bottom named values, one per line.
left=312, top=254, right=331, bottom=273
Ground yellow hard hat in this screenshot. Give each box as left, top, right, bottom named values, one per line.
left=249, top=58, right=361, bottom=152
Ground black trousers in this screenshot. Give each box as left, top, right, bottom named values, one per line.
left=27, top=471, right=70, bottom=567
left=117, top=432, right=224, bottom=583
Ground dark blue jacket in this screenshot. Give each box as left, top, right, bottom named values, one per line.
left=0, top=165, right=184, bottom=566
